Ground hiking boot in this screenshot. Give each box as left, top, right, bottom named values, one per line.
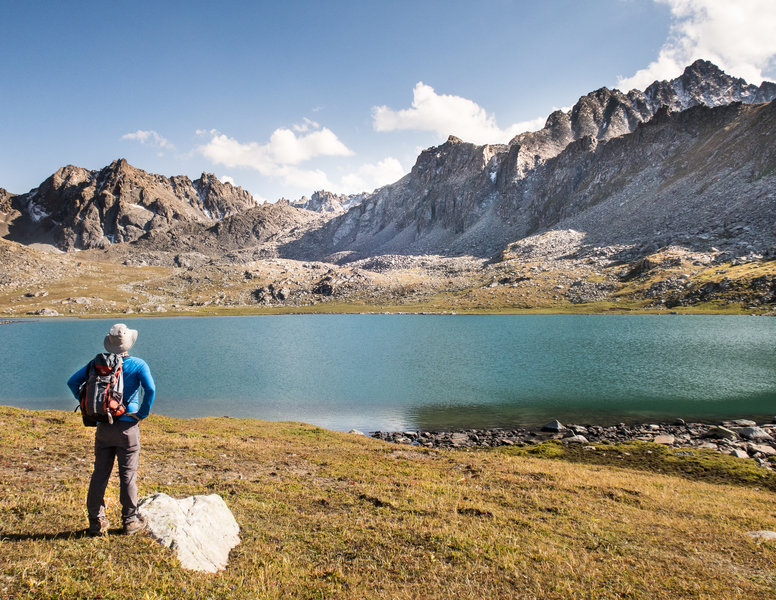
left=122, top=517, right=145, bottom=535
left=87, top=517, right=110, bottom=537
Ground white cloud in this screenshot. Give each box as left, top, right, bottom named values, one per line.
left=338, top=157, right=407, bottom=194
left=196, top=121, right=352, bottom=190
left=618, top=0, right=776, bottom=91
left=219, top=175, right=235, bottom=186
left=372, top=82, right=546, bottom=145
left=121, top=129, right=174, bottom=150
left=292, top=117, right=320, bottom=133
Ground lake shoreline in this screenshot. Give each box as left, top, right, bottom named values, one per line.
left=9, top=304, right=776, bottom=318
left=371, top=418, right=776, bottom=467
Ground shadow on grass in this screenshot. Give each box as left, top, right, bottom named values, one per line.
left=1, top=527, right=125, bottom=541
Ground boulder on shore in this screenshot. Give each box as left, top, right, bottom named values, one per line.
left=542, top=420, right=567, bottom=433
left=138, top=492, right=240, bottom=573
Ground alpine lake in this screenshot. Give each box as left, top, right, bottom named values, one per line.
left=2, top=314, right=775, bottom=432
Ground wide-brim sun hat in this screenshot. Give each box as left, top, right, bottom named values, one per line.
left=104, top=323, right=138, bottom=354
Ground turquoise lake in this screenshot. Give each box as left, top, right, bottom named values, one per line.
left=1, top=315, right=774, bottom=432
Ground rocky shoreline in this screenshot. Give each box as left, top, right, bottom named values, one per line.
left=370, top=418, right=776, bottom=469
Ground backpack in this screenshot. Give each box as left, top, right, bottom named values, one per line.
left=77, top=353, right=126, bottom=426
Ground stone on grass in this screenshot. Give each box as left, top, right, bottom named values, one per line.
left=746, top=531, right=776, bottom=541
left=138, top=492, right=240, bottom=573
left=563, top=435, right=589, bottom=444
left=730, top=449, right=750, bottom=459
left=654, top=434, right=676, bottom=445
left=348, top=429, right=366, bottom=436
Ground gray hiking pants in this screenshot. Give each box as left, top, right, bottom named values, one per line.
left=87, top=420, right=140, bottom=525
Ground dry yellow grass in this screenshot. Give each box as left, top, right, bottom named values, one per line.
left=1, top=407, right=775, bottom=599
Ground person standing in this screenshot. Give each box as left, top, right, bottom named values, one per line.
left=67, top=323, right=156, bottom=536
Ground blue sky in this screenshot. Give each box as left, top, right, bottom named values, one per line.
left=2, top=0, right=775, bottom=202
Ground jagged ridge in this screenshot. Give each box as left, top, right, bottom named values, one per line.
left=3, top=60, right=775, bottom=263
left=6, top=159, right=256, bottom=250
left=281, top=60, right=776, bottom=261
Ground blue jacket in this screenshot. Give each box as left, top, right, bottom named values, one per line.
left=68, top=356, right=156, bottom=421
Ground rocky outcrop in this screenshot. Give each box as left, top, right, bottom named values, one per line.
left=188, top=172, right=255, bottom=220
left=0, top=188, right=15, bottom=214
left=138, top=492, right=240, bottom=573
left=120, top=199, right=320, bottom=260
left=283, top=136, right=508, bottom=260
left=292, top=190, right=366, bottom=214
left=0, top=189, right=20, bottom=238
left=210, top=200, right=321, bottom=250
left=503, top=99, right=776, bottom=251
left=7, top=159, right=256, bottom=250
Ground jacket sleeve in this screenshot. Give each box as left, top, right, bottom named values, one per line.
left=134, top=361, right=156, bottom=420
left=67, top=364, right=89, bottom=399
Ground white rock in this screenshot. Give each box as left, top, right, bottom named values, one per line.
left=748, top=443, right=776, bottom=457
left=348, top=429, right=366, bottom=436
left=736, top=427, right=774, bottom=441
left=654, top=434, right=675, bottom=445
left=563, top=434, right=589, bottom=444
left=697, top=442, right=718, bottom=450
left=746, top=530, right=776, bottom=541
left=138, top=492, right=240, bottom=573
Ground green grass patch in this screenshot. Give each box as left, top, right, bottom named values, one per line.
left=500, top=440, right=776, bottom=491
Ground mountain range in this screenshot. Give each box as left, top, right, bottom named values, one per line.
left=2, top=60, right=775, bottom=314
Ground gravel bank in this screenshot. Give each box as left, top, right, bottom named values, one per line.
left=371, top=418, right=776, bottom=468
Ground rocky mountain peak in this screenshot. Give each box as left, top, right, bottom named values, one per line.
left=642, top=59, right=776, bottom=111
left=192, top=173, right=255, bottom=219
left=291, top=190, right=365, bottom=214
left=503, top=60, right=776, bottom=182
left=5, top=159, right=257, bottom=250
left=682, top=58, right=725, bottom=79
left=99, top=158, right=142, bottom=181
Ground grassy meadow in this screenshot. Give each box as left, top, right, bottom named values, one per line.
left=1, top=406, right=775, bottom=599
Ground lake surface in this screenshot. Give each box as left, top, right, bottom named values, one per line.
left=1, top=315, right=775, bottom=432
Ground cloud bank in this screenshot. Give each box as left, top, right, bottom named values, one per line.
left=196, top=121, right=351, bottom=191
left=339, top=157, right=406, bottom=194
left=121, top=129, right=174, bottom=150
left=618, top=0, right=776, bottom=91
left=197, top=121, right=405, bottom=195
left=373, top=82, right=546, bottom=145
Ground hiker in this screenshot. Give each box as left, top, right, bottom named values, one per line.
left=67, top=323, right=156, bottom=536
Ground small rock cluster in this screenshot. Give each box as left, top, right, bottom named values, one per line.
left=371, top=418, right=776, bottom=468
